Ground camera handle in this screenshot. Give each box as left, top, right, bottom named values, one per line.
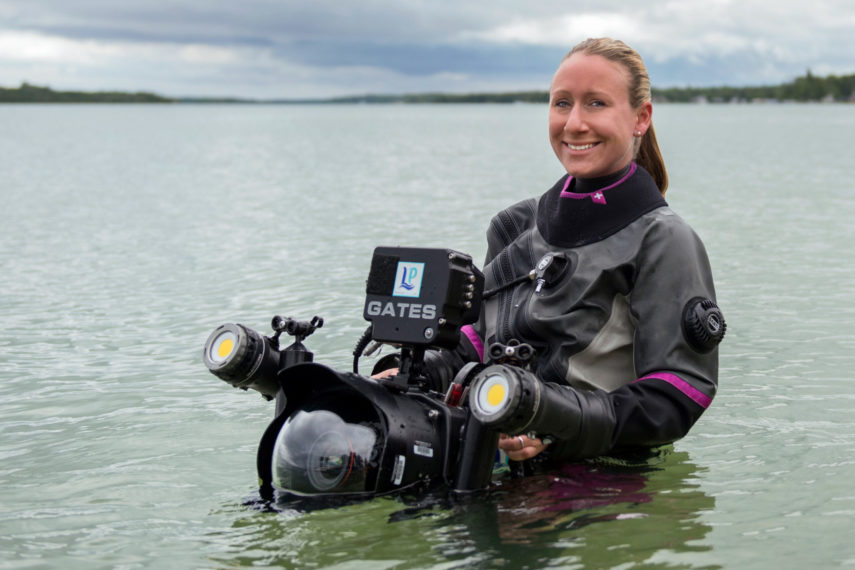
left=352, top=324, right=434, bottom=392
left=376, top=344, right=429, bottom=392
left=270, top=315, right=324, bottom=369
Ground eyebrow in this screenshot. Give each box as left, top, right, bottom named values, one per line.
left=550, top=88, right=612, bottom=99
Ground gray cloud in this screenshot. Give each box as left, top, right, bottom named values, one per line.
left=1, top=0, right=853, bottom=98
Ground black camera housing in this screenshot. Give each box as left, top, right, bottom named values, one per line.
left=255, top=362, right=475, bottom=497
left=204, top=247, right=497, bottom=500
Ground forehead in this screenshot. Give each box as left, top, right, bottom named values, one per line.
left=551, top=53, right=630, bottom=97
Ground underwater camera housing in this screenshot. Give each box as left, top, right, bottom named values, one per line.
left=203, top=247, right=496, bottom=500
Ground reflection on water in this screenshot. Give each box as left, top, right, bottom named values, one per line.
left=208, top=447, right=714, bottom=569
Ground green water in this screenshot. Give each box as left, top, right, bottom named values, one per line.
left=1, top=103, right=854, bottom=569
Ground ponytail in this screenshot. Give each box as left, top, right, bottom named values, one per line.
left=637, top=124, right=668, bottom=195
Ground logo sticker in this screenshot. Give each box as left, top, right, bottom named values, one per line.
left=392, top=455, right=406, bottom=485
left=392, top=261, right=424, bottom=298
left=413, top=440, right=434, bottom=458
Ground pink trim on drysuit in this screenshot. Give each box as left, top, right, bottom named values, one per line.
left=559, top=162, right=638, bottom=205
left=461, top=325, right=484, bottom=362
left=633, top=372, right=713, bottom=409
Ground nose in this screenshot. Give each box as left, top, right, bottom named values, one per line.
left=563, top=105, right=588, bottom=133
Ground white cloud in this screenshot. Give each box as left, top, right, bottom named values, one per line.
left=0, top=30, right=121, bottom=64
left=0, top=30, right=253, bottom=67
left=464, top=12, right=639, bottom=46
left=461, top=0, right=855, bottom=67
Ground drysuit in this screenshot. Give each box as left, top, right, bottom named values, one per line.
left=445, top=162, right=722, bottom=460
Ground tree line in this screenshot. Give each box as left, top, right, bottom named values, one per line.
left=0, top=82, right=172, bottom=103
left=3, top=69, right=854, bottom=104
left=327, top=70, right=855, bottom=104
left=652, top=70, right=855, bottom=103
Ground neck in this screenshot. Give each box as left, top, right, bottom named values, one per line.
left=572, top=162, right=634, bottom=195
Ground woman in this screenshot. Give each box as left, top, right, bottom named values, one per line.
left=468, top=37, right=724, bottom=463
left=376, top=38, right=723, bottom=465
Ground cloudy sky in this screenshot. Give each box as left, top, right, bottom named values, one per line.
left=1, top=0, right=853, bottom=99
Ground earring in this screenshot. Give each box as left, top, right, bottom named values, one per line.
left=635, top=131, right=642, bottom=137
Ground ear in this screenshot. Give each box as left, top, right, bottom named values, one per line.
left=635, top=101, right=652, bottom=134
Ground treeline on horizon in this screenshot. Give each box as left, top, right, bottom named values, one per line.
left=653, top=69, right=855, bottom=103
left=0, top=82, right=171, bottom=103
left=3, top=69, right=854, bottom=104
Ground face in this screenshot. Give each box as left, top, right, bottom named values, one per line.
left=549, top=53, right=652, bottom=179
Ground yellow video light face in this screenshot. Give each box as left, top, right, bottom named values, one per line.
left=474, top=374, right=512, bottom=417
left=217, top=337, right=234, bottom=358
left=208, top=330, right=237, bottom=364
left=487, top=383, right=505, bottom=406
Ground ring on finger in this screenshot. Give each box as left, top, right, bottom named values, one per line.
left=517, top=436, right=525, bottom=450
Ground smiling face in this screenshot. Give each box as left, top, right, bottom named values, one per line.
left=549, top=53, right=652, bottom=180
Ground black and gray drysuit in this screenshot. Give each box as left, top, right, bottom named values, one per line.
left=429, top=162, right=723, bottom=462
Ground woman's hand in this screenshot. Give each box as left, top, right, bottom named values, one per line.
left=498, top=433, right=548, bottom=461
left=371, top=368, right=399, bottom=379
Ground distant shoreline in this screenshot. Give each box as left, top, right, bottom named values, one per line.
left=3, top=70, right=854, bottom=104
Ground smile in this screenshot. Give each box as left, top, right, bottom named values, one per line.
left=567, top=143, right=598, bottom=151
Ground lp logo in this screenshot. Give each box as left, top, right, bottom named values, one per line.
left=392, top=262, right=424, bottom=298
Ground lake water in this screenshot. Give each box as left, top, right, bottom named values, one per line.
left=1, top=102, right=854, bottom=569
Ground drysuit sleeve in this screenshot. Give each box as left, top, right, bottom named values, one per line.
left=548, top=213, right=722, bottom=460
left=613, top=213, right=720, bottom=449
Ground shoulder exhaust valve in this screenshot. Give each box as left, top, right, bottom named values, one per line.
left=682, top=297, right=726, bottom=353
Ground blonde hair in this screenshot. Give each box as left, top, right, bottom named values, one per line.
left=566, top=38, right=668, bottom=195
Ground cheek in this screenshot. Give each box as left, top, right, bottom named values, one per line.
left=617, top=110, right=639, bottom=137
left=548, top=115, right=564, bottom=140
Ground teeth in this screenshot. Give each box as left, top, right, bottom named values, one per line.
left=569, top=143, right=596, bottom=150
